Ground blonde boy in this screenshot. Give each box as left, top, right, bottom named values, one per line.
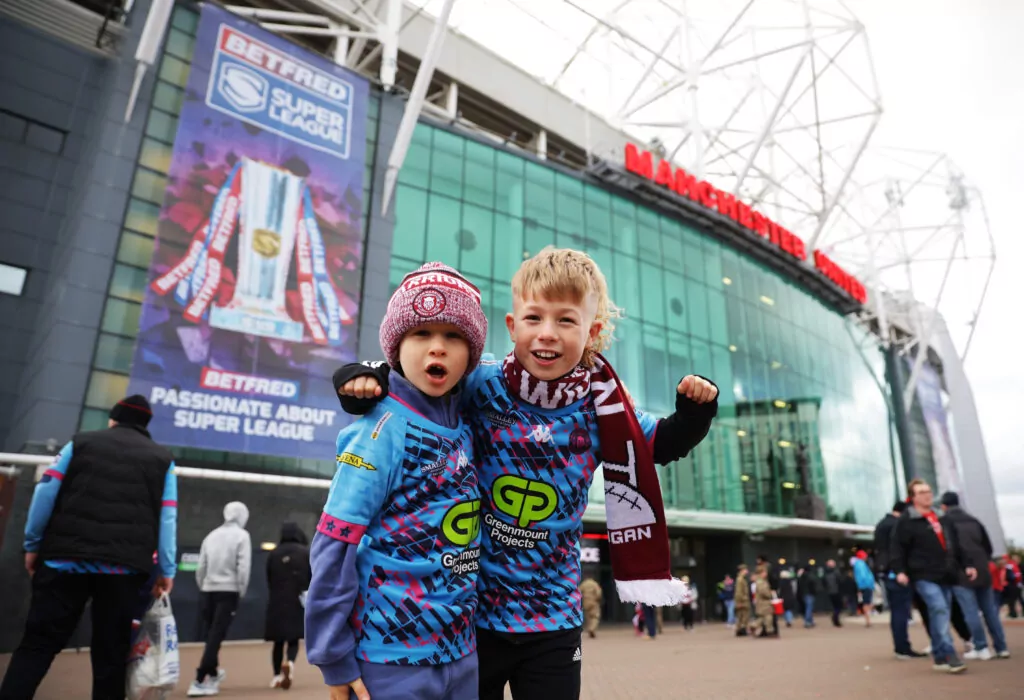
left=335, top=247, right=718, bottom=700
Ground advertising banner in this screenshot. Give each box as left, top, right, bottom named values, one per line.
left=912, top=361, right=964, bottom=496
left=128, top=4, right=368, bottom=460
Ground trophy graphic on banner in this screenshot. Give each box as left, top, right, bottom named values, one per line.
left=209, top=159, right=306, bottom=341
left=152, top=157, right=347, bottom=346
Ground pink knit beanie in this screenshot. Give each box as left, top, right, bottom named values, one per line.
left=379, top=262, right=488, bottom=372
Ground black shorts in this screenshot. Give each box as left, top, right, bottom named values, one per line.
left=477, top=626, right=582, bottom=700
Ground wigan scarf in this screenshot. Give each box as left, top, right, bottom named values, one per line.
left=502, top=352, right=684, bottom=606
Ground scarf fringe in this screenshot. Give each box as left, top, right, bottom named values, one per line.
left=615, top=578, right=687, bottom=606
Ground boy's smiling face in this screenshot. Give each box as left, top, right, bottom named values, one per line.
left=398, top=323, right=469, bottom=397
left=505, top=292, right=602, bottom=380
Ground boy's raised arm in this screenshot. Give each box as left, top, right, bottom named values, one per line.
left=333, top=362, right=391, bottom=414
left=651, top=375, right=719, bottom=465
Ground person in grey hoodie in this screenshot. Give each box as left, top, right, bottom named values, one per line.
left=188, top=502, right=252, bottom=697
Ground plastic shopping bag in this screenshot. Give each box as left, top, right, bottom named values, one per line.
left=127, top=595, right=180, bottom=700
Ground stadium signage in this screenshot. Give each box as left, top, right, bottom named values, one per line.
left=623, top=144, right=866, bottom=304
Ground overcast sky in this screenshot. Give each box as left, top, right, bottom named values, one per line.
left=855, top=0, right=1024, bottom=545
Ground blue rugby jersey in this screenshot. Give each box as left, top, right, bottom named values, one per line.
left=306, top=397, right=480, bottom=682
left=464, top=355, right=657, bottom=633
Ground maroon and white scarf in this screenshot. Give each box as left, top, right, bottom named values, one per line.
left=502, top=352, right=684, bottom=606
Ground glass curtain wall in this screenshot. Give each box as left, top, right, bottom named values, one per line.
left=79, top=5, right=380, bottom=477
left=390, top=122, right=894, bottom=525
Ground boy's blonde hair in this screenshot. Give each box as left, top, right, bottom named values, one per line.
left=511, top=246, right=620, bottom=367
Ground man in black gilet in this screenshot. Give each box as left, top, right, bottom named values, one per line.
left=0, top=395, right=178, bottom=700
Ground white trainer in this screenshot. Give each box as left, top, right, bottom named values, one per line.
left=187, top=680, right=220, bottom=697
left=270, top=674, right=284, bottom=689
left=281, top=660, right=294, bottom=690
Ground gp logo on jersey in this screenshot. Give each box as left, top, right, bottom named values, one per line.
left=441, top=499, right=481, bottom=546
left=492, top=475, right=557, bottom=527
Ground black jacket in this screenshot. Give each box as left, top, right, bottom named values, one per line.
left=822, top=568, right=840, bottom=596
left=779, top=578, right=797, bottom=610
left=39, top=424, right=173, bottom=573
left=890, top=507, right=966, bottom=584
left=333, top=362, right=719, bottom=464
left=265, top=522, right=311, bottom=641
left=941, top=506, right=992, bottom=588
left=797, top=569, right=819, bottom=597
left=873, top=513, right=899, bottom=575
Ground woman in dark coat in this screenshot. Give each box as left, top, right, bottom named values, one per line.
left=265, top=522, right=311, bottom=690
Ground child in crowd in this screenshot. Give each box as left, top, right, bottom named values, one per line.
left=306, top=262, right=487, bottom=700
left=333, top=247, right=719, bottom=700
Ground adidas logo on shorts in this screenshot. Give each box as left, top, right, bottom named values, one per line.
left=572, top=646, right=582, bottom=662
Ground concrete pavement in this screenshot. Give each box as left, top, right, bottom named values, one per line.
left=2, top=616, right=1022, bottom=699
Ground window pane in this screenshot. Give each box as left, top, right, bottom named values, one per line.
left=635, top=208, right=661, bottom=264
left=101, top=298, right=142, bottom=337
left=429, top=129, right=465, bottom=199
left=639, top=262, right=665, bottom=328
left=702, top=238, right=724, bottom=288
left=492, top=213, right=524, bottom=284
left=79, top=407, right=110, bottom=432
left=145, top=108, right=178, bottom=143
left=663, top=270, right=686, bottom=335
left=495, top=151, right=524, bottom=215
left=554, top=174, right=584, bottom=232
left=393, top=185, right=427, bottom=261
left=582, top=186, right=612, bottom=249
left=124, top=198, right=160, bottom=236
left=682, top=233, right=704, bottom=284
left=425, top=194, right=461, bottom=263
left=94, top=333, right=136, bottom=373
left=612, top=206, right=637, bottom=258
left=463, top=141, right=496, bottom=209
left=109, top=264, right=148, bottom=303
left=165, top=28, right=195, bottom=61
left=171, top=5, right=198, bottom=33
left=523, top=162, right=555, bottom=229
left=0, top=263, right=28, bottom=296
left=152, top=83, right=184, bottom=115
left=641, top=325, right=670, bottom=416
left=707, top=288, right=729, bottom=347
left=85, top=370, right=129, bottom=409
left=117, top=231, right=156, bottom=268
left=459, top=204, right=494, bottom=279
left=660, top=218, right=684, bottom=269
left=131, top=170, right=168, bottom=205
left=400, top=126, right=431, bottom=189
left=158, top=55, right=191, bottom=88
left=138, top=137, right=173, bottom=175
left=524, top=223, right=556, bottom=259
left=685, top=279, right=710, bottom=341
left=613, top=254, right=640, bottom=321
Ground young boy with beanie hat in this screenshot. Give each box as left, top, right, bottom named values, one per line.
left=306, top=262, right=487, bottom=700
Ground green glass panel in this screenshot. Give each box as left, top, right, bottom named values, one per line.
left=85, top=370, right=129, bottom=409
left=492, top=213, right=525, bottom=284
left=399, top=127, right=431, bottom=189
left=663, top=270, right=686, bottom=334
left=171, top=6, right=199, bottom=34
left=612, top=254, right=640, bottom=322
left=101, top=298, right=141, bottom=337
left=524, top=223, right=556, bottom=260
left=495, top=151, right=524, bottom=215
left=685, top=279, right=710, bottom=341
left=635, top=208, right=661, bottom=264
left=145, top=109, right=178, bottom=144
left=117, top=231, right=156, bottom=268
left=94, top=333, right=136, bottom=373
left=554, top=174, right=583, bottom=231
left=487, top=282, right=512, bottom=357
left=138, top=137, right=174, bottom=174
left=108, top=264, right=147, bottom=303
left=79, top=407, right=110, bottom=432
left=393, top=185, right=428, bottom=262
left=430, top=129, right=465, bottom=199
left=720, top=248, right=743, bottom=297
left=459, top=203, right=494, bottom=279
left=152, top=83, right=184, bottom=115
left=523, top=162, right=555, bottom=229
left=165, top=28, right=196, bottom=61
left=425, top=194, right=461, bottom=263
left=124, top=198, right=160, bottom=237
left=463, top=141, right=496, bottom=209
left=612, top=209, right=637, bottom=258
left=131, top=170, right=168, bottom=205
left=157, top=55, right=191, bottom=89
left=639, top=261, right=665, bottom=328
left=641, top=325, right=670, bottom=416
left=582, top=185, right=612, bottom=248
left=707, top=288, right=729, bottom=347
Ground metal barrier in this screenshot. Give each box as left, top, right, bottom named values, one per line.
left=0, top=453, right=331, bottom=489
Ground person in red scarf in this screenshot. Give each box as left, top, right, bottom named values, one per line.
left=891, top=478, right=977, bottom=674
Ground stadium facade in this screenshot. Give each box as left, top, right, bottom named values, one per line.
left=0, top=0, right=1004, bottom=644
